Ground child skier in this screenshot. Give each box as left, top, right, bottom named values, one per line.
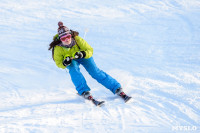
left=48, top=21, right=131, bottom=105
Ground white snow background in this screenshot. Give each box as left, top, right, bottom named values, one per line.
left=0, top=0, right=200, bottom=133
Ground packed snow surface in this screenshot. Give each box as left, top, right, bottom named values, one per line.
left=0, top=0, right=200, bottom=132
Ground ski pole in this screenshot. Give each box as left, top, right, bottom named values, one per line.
left=83, top=28, right=89, bottom=39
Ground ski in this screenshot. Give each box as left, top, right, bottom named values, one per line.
left=123, top=95, right=132, bottom=103
left=91, top=99, right=105, bottom=107
left=77, top=92, right=105, bottom=107
left=115, top=88, right=132, bottom=103
left=118, top=92, right=132, bottom=103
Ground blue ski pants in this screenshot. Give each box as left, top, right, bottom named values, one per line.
left=67, top=57, right=121, bottom=95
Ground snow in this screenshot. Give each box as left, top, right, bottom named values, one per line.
left=0, top=0, right=200, bottom=132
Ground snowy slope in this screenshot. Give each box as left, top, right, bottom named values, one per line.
left=0, top=0, right=200, bottom=132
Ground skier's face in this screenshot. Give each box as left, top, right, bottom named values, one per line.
left=61, top=34, right=72, bottom=45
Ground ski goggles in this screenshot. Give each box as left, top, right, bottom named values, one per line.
left=60, top=34, right=71, bottom=42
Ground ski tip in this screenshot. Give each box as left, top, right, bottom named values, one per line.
left=125, top=97, right=132, bottom=103
left=97, top=101, right=105, bottom=107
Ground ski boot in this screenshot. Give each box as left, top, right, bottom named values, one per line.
left=82, top=91, right=105, bottom=107
left=116, top=88, right=132, bottom=103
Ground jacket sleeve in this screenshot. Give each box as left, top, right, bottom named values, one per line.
left=53, top=46, right=66, bottom=69
left=75, top=36, right=93, bottom=59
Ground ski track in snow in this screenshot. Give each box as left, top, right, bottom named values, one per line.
left=1, top=0, right=200, bottom=132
